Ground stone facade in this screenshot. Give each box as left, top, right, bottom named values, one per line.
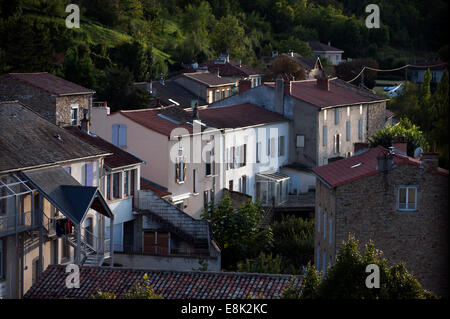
left=0, top=76, right=92, bottom=126
left=315, top=160, right=449, bottom=296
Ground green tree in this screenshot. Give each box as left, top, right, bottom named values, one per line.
left=109, top=40, right=154, bottom=81
left=237, top=252, right=283, bottom=274
left=91, top=274, right=163, bottom=299
left=63, top=43, right=98, bottom=90
left=266, top=55, right=306, bottom=81
left=286, top=234, right=436, bottom=299
left=369, top=118, right=429, bottom=156
left=201, top=196, right=273, bottom=270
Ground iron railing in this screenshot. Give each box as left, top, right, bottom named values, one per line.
left=0, top=211, right=35, bottom=235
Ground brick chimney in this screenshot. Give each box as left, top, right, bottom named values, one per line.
left=392, top=135, right=407, bottom=155
left=80, top=109, right=90, bottom=133
left=421, top=152, right=439, bottom=172
left=354, top=142, right=369, bottom=153
left=317, top=77, right=330, bottom=91
left=239, top=79, right=252, bottom=94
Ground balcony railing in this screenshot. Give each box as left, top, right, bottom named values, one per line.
left=0, top=211, right=36, bottom=235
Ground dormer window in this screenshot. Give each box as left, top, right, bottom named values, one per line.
left=70, top=104, right=79, bottom=125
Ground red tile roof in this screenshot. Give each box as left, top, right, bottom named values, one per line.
left=182, top=72, right=235, bottom=87
left=23, top=265, right=302, bottom=299
left=3, top=72, right=94, bottom=96
left=312, top=146, right=425, bottom=188
left=119, top=107, right=194, bottom=137
left=265, top=78, right=387, bottom=108
left=140, top=180, right=172, bottom=198
left=118, top=103, right=288, bottom=136
left=64, top=126, right=143, bottom=169
left=197, top=103, right=288, bottom=128
left=200, top=60, right=263, bottom=77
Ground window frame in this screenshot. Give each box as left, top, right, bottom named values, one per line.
left=70, top=104, right=79, bottom=125
left=397, top=186, right=418, bottom=211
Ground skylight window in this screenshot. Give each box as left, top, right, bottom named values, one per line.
left=157, top=113, right=180, bottom=124
left=350, top=163, right=362, bottom=168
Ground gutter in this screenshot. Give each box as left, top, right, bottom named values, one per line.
left=311, top=171, right=333, bottom=190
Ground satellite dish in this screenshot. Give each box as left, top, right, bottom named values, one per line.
left=414, top=147, right=423, bottom=159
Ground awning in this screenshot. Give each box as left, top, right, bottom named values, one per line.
left=256, top=171, right=290, bottom=182
left=22, top=166, right=113, bottom=225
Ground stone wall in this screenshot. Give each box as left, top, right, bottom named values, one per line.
left=316, top=163, right=449, bottom=296
left=367, top=101, right=386, bottom=139
left=55, top=95, right=90, bottom=126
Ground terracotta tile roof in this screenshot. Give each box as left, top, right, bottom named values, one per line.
left=119, top=106, right=194, bottom=137
left=182, top=72, right=235, bottom=87
left=64, top=126, right=143, bottom=169
left=0, top=101, right=109, bottom=174
left=308, top=41, right=343, bottom=52
left=3, top=72, right=94, bottom=96
left=200, top=60, right=263, bottom=77
left=198, top=103, right=288, bottom=128
left=24, top=265, right=302, bottom=299
left=140, top=179, right=171, bottom=198
left=312, top=146, right=430, bottom=188
left=265, top=78, right=387, bottom=108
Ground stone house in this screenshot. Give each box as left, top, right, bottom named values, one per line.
left=307, top=41, right=344, bottom=65
left=312, top=142, right=449, bottom=296
left=0, top=72, right=94, bottom=126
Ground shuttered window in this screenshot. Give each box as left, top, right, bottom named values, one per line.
left=358, top=119, right=363, bottom=139
left=112, top=124, right=127, bottom=147
left=346, top=121, right=351, bottom=141
left=323, top=126, right=327, bottom=147
left=85, top=163, right=93, bottom=186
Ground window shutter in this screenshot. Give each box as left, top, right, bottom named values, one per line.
left=346, top=121, right=350, bottom=141
left=85, top=163, right=93, bottom=186
left=323, top=126, right=327, bottom=146
left=358, top=119, right=363, bottom=138
left=112, top=124, right=119, bottom=146
left=118, top=125, right=127, bottom=147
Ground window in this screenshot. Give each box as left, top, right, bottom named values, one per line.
left=227, top=88, right=230, bottom=97
left=175, top=156, right=186, bottom=183
left=106, top=174, right=111, bottom=200
left=112, top=124, right=127, bottom=147
left=203, top=190, right=209, bottom=209
left=279, top=136, right=285, bottom=156
left=221, top=90, right=225, bottom=99
left=193, top=169, right=197, bottom=193
left=329, top=218, right=333, bottom=245
left=317, top=207, right=321, bottom=233
left=270, top=137, right=275, bottom=158
left=113, top=173, right=121, bottom=198
left=241, top=144, right=247, bottom=166
left=335, top=108, right=340, bottom=124
left=358, top=119, right=363, bottom=139
left=130, top=170, right=136, bottom=196
left=61, top=237, right=70, bottom=260
left=216, top=90, right=220, bottom=101
left=229, top=180, right=234, bottom=191
left=398, top=186, right=417, bottom=211
left=70, top=104, right=78, bottom=125
left=346, top=121, right=351, bottom=141
left=32, top=258, right=39, bottom=284
left=296, top=135, right=305, bottom=148
left=334, top=134, right=340, bottom=154
left=124, top=171, right=130, bottom=196
left=209, top=90, right=213, bottom=103
left=85, top=163, right=93, bottom=186
left=324, top=110, right=327, bottom=121
left=0, top=239, right=4, bottom=279
left=256, top=142, right=261, bottom=163
left=267, top=138, right=271, bottom=156
left=323, top=126, right=328, bottom=147
left=241, top=176, right=247, bottom=194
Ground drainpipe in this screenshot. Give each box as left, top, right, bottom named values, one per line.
left=109, top=217, right=114, bottom=267
left=38, top=194, right=43, bottom=280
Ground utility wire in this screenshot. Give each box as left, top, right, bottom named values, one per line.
left=346, top=62, right=447, bottom=83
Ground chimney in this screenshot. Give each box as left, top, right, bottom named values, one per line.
left=289, top=50, right=294, bottom=57
left=354, top=142, right=369, bottom=154
left=80, top=109, right=90, bottom=133
left=284, top=80, right=291, bottom=95
left=239, top=59, right=242, bottom=67
left=216, top=68, right=220, bottom=77
left=421, top=152, right=439, bottom=172
left=317, top=77, right=330, bottom=91
left=226, top=53, right=230, bottom=63
left=192, top=103, right=200, bottom=120
left=376, top=152, right=393, bottom=172
left=274, top=75, right=284, bottom=115
left=239, top=79, right=252, bottom=94
left=392, top=135, right=407, bottom=155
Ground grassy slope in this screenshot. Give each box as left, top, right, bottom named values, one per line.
left=25, top=13, right=173, bottom=62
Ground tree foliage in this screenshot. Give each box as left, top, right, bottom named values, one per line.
left=201, top=196, right=273, bottom=270
left=283, top=234, right=436, bottom=299
left=91, top=274, right=163, bottom=299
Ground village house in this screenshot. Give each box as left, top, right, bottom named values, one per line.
left=0, top=101, right=114, bottom=299
left=307, top=41, right=345, bottom=65
left=24, top=264, right=302, bottom=299
left=64, top=125, right=144, bottom=254
left=0, top=72, right=94, bottom=126
left=312, top=140, right=449, bottom=296
left=409, top=61, right=448, bottom=85
left=173, top=71, right=235, bottom=104
left=265, top=51, right=324, bottom=80
left=198, top=54, right=264, bottom=90
left=210, top=76, right=388, bottom=194
left=90, top=102, right=292, bottom=217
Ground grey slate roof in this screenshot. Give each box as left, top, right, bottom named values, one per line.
left=22, top=166, right=112, bottom=224
left=149, top=80, right=207, bottom=108
left=0, top=101, right=110, bottom=174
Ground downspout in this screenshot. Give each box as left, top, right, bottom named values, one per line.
left=38, top=194, right=43, bottom=281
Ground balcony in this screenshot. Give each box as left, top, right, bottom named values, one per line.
left=0, top=211, right=37, bottom=237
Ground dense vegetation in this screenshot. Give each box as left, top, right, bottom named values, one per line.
left=282, top=234, right=436, bottom=299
